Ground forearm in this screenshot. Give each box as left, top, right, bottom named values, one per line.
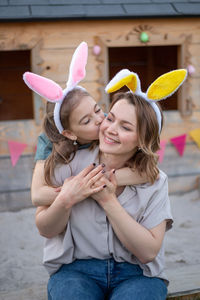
left=31, top=185, right=59, bottom=206
left=35, top=195, right=71, bottom=238
left=115, top=167, right=148, bottom=186
left=101, top=196, right=163, bottom=264
left=31, top=160, right=59, bottom=206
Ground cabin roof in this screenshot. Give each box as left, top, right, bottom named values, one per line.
left=1, top=0, right=200, bottom=21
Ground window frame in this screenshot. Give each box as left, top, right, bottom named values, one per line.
left=95, top=33, right=191, bottom=116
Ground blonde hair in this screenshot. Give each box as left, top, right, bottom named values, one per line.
left=110, top=92, right=163, bottom=184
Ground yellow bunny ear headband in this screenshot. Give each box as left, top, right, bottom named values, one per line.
left=105, top=69, right=188, bottom=133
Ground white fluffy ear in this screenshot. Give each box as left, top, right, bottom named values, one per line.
left=105, top=69, right=141, bottom=94
left=23, top=72, right=63, bottom=103
left=66, top=41, right=88, bottom=89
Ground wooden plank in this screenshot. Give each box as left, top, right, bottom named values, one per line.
left=1, top=18, right=200, bottom=50
left=0, top=120, right=41, bottom=155
left=51, top=81, right=102, bottom=103
left=166, top=264, right=200, bottom=297
left=80, top=81, right=102, bottom=103
left=168, top=291, right=200, bottom=299
left=161, top=111, right=200, bottom=141
left=0, top=23, right=41, bottom=51
left=40, top=47, right=99, bottom=82
left=0, top=17, right=200, bottom=162
left=188, top=44, right=200, bottom=78
left=188, top=78, right=200, bottom=110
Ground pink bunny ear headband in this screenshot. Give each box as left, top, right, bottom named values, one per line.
left=23, top=42, right=88, bottom=133
left=105, top=69, right=188, bottom=133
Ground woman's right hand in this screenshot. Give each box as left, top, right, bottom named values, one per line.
left=57, top=163, right=106, bottom=209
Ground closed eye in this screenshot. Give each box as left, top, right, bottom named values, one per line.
left=122, top=126, right=131, bottom=131
left=95, top=108, right=101, bottom=113
left=83, top=119, right=90, bottom=124
left=106, top=116, right=113, bottom=122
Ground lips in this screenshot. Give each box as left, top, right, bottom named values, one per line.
left=104, top=135, right=120, bottom=144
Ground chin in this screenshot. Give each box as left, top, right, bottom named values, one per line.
left=99, top=142, right=116, bottom=154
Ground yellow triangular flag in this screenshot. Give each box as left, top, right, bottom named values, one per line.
left=189, top=128, right=200, bottom=149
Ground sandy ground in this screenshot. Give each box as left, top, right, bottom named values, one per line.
left=0, top=189, right=200, bottom=300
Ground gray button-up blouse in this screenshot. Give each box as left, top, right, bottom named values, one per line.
left=43, top=147, right=173, bottom=284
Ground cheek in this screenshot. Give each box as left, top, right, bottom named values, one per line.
left=99, top=121, right=107, bottom=132
left=100, top=112, right=106, bottom=121
left=121, top=133, right=138, bottom=145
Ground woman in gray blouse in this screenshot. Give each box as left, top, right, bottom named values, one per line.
left=36, top=87, right=174, bottom=300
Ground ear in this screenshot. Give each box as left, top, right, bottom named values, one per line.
left=23, top=72, right=63, bottom=102
left=62, top=130, right=77, bottom=141
left=67, top=41, right=88, bottom=88
left=146, top=69, right=188, bottom=101
left=105, top=69, right=140, bottom=94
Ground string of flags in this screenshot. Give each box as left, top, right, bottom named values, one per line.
left=158, top=128, right=200, bottom=163
left=4, top=128, right=200, bottom=167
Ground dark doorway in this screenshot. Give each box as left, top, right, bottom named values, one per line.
left=0, top=50, right=33, bottom=121
left=109, top=46, right=178, bottom=110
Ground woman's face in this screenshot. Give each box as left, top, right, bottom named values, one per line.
left=69, top=95, right=105, bottom=144
left=99, top=99, right=139, bottom=158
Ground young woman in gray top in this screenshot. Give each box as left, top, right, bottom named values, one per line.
left=36, top=69, right=187, bottom=300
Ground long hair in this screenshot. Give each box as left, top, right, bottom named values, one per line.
left=110, top=92, right=163, bottom=184
left=44, top=88, right=90, bottom=186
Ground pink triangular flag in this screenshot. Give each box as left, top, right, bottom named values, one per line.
left=170, top=134, right=187, bottom=156
left=8, top=140, right=27, bottom=167
left=157, top=140, right=167, bottom=163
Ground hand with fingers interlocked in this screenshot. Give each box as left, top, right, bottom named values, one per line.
left=57, top=163, right=107, bottom=209
left=91, top=169, right=117, bottom=207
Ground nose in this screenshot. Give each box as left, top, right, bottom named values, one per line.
left=107, top=122, right=118, bottom=135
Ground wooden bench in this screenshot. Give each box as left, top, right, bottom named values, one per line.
left=167, top=264, right=200, bottom=299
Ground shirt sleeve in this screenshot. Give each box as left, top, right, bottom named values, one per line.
left=34, top=133, right=53, bottom=161
left=138, top=172, right=173, bottom=231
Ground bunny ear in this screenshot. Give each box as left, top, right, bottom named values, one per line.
left=67, top=41, right=88, bottom=88
left=105, top=69, right=140, bottom=94
left=146, top=69, right=188, bottom=101
left=23, top=72, right=63, bottom=103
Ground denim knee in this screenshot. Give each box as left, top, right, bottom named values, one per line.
left=47, top=266, right=105, bottom=300
left=109, top=276, right=167, bottom=300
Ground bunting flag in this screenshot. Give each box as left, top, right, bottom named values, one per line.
left=8, top=140, right=27, bottom=167
left=2, top=128, right=200, bottom=167
left=170, top=134, right=187, bottom=156
left=157, top=140, right=167, bottom=163
left=189, top=128, right=200, bottom=149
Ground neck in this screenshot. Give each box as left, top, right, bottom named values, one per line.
left=99, top=151, right=136, bottom=171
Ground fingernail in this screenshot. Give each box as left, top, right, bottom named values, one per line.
left=113, top=169, right=115, bottom=174
left=103, top=184, right=107, bottom=188
left=93, top=163, right=96, bottom=166
left=101, top=170, right=105, bottom=173
left=101, top=163, right=105, bottom=167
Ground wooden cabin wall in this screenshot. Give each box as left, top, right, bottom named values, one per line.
left=0, top=18, right=200, bottom=210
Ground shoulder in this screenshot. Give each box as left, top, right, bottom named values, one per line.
left=154, top=169, right=168, bottom=189
left=135, top=169, right=168, bottom=197
left=74, top=146, right=99, bottom=161
left=53, top=146, right=99, bottom=185
left=37, top=132, right=50, bottom=144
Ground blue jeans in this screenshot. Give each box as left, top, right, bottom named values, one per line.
left=47, top=258, right=167, bottom=300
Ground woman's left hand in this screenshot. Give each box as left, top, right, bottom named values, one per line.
left=91, top=169, right=117, bottom=206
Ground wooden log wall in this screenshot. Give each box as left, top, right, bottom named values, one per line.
left=0, top=18, right=200, bottom=210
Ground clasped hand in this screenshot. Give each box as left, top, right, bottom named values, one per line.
left=57, top=164, right=116, bottom=208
